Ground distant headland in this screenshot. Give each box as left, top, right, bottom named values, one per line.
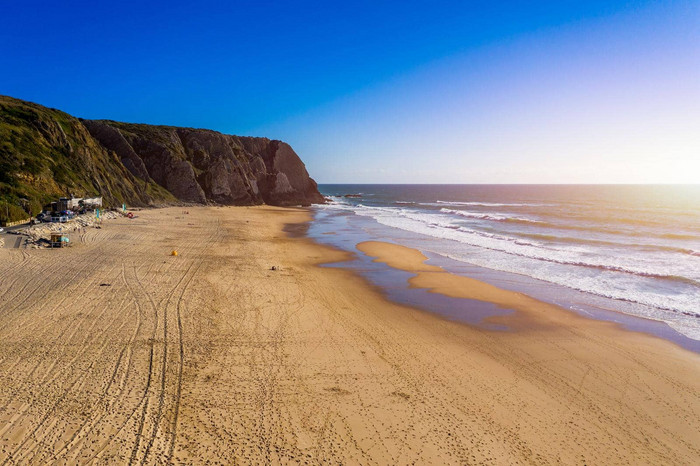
left=0, top=95, right=323, bottom=223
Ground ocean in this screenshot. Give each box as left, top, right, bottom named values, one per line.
left=309, top=184, right=700, bottom=350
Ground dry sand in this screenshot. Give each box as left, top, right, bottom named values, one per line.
left=0, top=206, right=698, bottom=464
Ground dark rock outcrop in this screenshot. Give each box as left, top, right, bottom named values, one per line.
left=84, top=121, right=324, bottom=206
left=0, top=94, right=323, bottom=223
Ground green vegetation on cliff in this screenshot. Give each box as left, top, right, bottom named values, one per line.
left=0, top=96, right=177, bottom=222
left=0, top=95, right=323, bottom=224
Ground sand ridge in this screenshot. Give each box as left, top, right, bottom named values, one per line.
left=0, top=207, right=698, bottom=464
left=356, top=240, right=603, bottom=330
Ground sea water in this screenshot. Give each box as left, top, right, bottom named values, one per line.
left=309, top=184, right=700, bottom=351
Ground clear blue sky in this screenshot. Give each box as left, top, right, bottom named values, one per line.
left=2, top=1, right=698, bottom=183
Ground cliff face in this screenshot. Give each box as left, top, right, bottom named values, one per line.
left=0, top=95, right=323, bottom=222
left=84, top=121, right=324, bottom=207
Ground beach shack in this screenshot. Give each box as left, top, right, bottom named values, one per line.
left=58, top=197, right=76, bottom=211
left=50, top=233, right=70, bottom=248
left=81, top=197, right=102, bottom=208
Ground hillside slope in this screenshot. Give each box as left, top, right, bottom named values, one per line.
left=0, top=95, right=323, bottom=222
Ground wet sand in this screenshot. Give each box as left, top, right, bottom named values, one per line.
left=0, top=207, right=698, bottom=464
left=356, top=240, right=634, bottom=330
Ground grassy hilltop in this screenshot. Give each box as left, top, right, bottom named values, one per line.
left=0, top=95, right=323, bottom=224
left=0, top=95, right=175, bottom=222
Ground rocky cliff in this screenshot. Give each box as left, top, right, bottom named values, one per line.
left=0, top=95, right=323, bottom=222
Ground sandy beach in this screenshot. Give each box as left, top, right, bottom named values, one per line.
left=0, top=206, right=698, bottom=464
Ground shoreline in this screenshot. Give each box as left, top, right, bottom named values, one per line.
left=352, top=239, right=700, bottom=353
left=291, top=210, right=700, bottom=463
left=316, top=184, right=700, bottom=346
left=306, top=204, right=700, bottom=353
left=0, top=206, right=697, bottom=463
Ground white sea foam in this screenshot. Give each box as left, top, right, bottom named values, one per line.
left=436, top=200, right=541, bottom=207
left=439, top=208, right=508, bottom=221
left=318, top=202, right=700, bottom=340
left=331, top=204, right=699, bottom=279
left=439, top=208, right=546, bottom=225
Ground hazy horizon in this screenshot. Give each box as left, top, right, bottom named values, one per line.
left=2, top=0, right=697, bottom=184
left=318, top=182, right=700, bottom=186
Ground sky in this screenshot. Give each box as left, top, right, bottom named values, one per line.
left=1, top=0, right=698, bottom=183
